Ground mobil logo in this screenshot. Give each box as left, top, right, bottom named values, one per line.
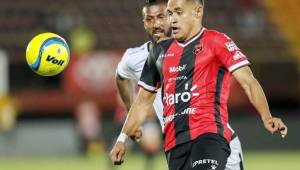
left=169, top=64, right=187, bottom=73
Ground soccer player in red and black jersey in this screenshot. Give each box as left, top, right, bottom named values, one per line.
left=110, top=0, right=288, bottom=169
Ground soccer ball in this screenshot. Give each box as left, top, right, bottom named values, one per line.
left=26, top=32, right=70, bottom=76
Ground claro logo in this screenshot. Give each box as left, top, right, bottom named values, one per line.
left=169, top=64, right=187, bottom=73
left=163, top=83, right=199, bottom=106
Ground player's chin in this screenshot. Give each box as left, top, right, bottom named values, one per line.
left=173, top=34, right=183, bottom=41
left=153, top=33, right=165, bottom=42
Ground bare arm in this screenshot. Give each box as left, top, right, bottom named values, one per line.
left=232, top=66, right=271, bottom=120
left=121, top=88, right=156, bottom=136
left=232, top=66, right=287, bottom=137
left=116, top=73, right=154, bottom=140
left=110, top=88, right=156, bottom=165
left=116, top=74, right=135, bottom=112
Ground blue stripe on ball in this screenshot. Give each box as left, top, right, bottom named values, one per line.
left=31, top=37, right=70, bottom=71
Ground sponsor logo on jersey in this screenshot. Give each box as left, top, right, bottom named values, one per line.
left=164, top=107, right=197, bottom=123
left=168, top=76, right=187, bottom=82
left=169, top=64, right=187, bottom=73
left=233, top=51, right=246, bottom=60
left=225, top=41, right=239, bottom=52
left=163, top=83, right=199, bottom=106
left=159, top=52, right=165, bottom=59
left=166, top=53, right=175, bottom=57
left=193, top=43, right=203, bottom=55
left=192, top=159, right=219, bottom=169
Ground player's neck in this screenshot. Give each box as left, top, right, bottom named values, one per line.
left=176, top=26, right=204, bottom=46
left=183, top=25, right=203, bottom=43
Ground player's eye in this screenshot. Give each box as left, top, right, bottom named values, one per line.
left=176, top=11, right=183, bottom=15
left=144, top=17, right=153, bottom=22
left=158, top=14, right=166, bottom=19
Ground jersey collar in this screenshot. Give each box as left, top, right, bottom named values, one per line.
left=145, top=41, right=151, bottom=52
left=175, top=27, right=206, bottom=47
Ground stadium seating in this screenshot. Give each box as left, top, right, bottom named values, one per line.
left=0, top=0, right=298, bottom=114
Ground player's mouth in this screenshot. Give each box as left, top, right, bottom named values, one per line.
left=172, top=26, right=180, bottom=34
left=153, top=29, right=165, bottom=37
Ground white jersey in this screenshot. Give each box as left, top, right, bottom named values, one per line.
left=116, top=42, right=165, bottom=131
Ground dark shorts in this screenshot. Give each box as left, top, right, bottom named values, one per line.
left=165, top=133, right=231, bottom=170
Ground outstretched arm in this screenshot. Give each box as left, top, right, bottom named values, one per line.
left=232, top=66, right=287, bottom=138
left=110, top=88, right=156, bottom=165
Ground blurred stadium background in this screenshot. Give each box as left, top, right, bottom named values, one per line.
left=0, top=0, right=299, bottom=170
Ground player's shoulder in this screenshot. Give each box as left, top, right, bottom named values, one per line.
left=123, top=42, right=149, bottom=57
left=121, top=41, right=150, bottom=63
left=204, top=29, right=232, bottom=41
left=153, top=38, right=174, bottom=53
left=157, top=38, right=174, bottom=47
left=148, top=38, right=174, bottom=61
left=203, top=28, right=234, bottom=47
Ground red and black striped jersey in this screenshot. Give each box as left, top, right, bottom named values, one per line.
left=138, top=28, right=250, bottom=151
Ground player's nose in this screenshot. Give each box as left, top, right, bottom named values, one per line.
left=153, top=19, right=162, bottom=28
left=169, top=15, right=178, bottom=25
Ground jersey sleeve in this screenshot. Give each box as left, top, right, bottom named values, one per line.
left=116, top=50, right=135, bottom=79
left=214, top=33, right=250, bottom=73
left=138, top=46, right=161, bottom=93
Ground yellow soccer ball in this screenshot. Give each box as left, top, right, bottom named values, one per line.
left=26, top=33, right=70, bottom=76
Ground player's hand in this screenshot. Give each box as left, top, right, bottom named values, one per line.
left=263, top=117, right=288, bottom=138
left=130, top=127, right=143, bottom=142
left=110, top=141, right=126, bottom=165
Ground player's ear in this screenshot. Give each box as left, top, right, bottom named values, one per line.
left=193, top=5, right=203, bottom=18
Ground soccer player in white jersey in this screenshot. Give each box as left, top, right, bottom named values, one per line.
left=115, top=0, right=244, bottom=169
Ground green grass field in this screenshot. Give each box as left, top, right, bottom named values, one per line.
left=0, top=151, right=299, bottom=170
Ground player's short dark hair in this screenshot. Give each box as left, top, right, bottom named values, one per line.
left=144, top=0, right=168, bottom=6
left=143, top=0, right=167, bottom=18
